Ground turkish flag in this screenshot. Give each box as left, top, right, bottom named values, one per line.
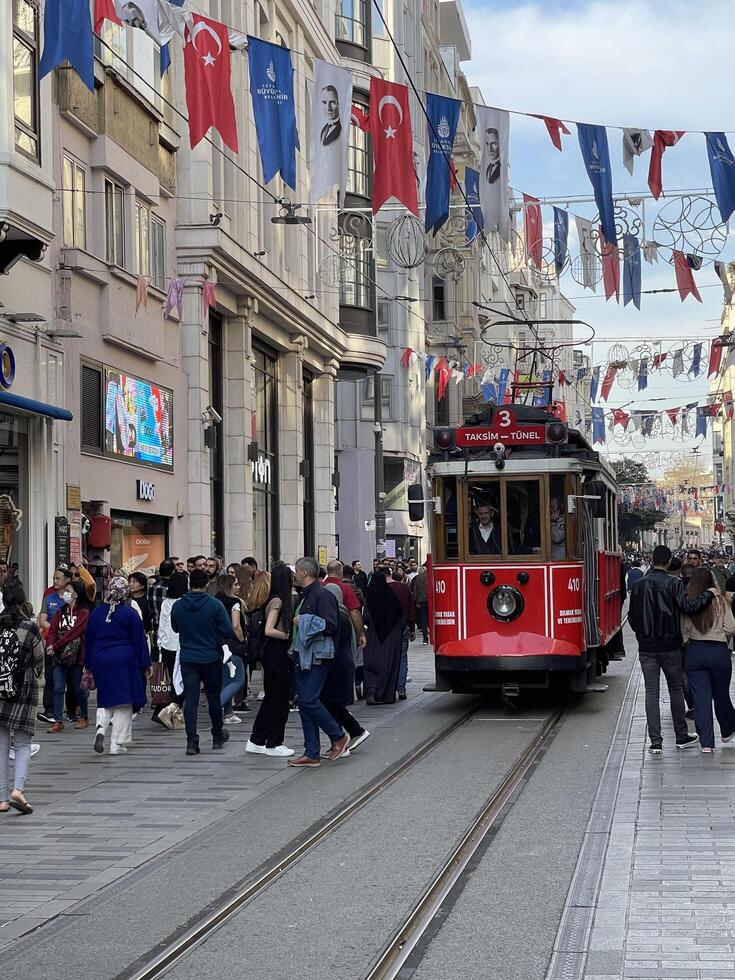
left=351, top=104, right=370, bottom=132
left=648, top=131, right=685, bottom=199
left=523, top=194, right=543, bottom=268
left=94, top=0, right=121, bottom=33
left=183, top=15, right=238, bottom=153
left=370, top=79, right=418, bottom=216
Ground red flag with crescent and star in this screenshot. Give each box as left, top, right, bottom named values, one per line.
left=93, top=0, right=121, bottom=33
left=370, top=78, right=418, bottom=216
left=183, top=14, right=238, bottom=152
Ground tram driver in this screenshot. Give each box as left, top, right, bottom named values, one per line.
left=469, top=502, right=502, bottom=555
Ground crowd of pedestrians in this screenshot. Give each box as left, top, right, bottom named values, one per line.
left=0, top=551, right=424, bottom=812
left=628, top=545, right=735, bottom=755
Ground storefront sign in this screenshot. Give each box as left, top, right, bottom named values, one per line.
left=317, top=545, right=328, bottom=568
left=54, top=516, right=70, bottom=567
left=0, top=344, right=16, bottom=390
left=251, top=454, right=271, bottom=486
left=66, top=484, right=81, bottom=510
left=136, top=479, right=156, bottom=502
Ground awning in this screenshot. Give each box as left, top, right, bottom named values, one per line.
left=0, top=390, right=73, bottom=421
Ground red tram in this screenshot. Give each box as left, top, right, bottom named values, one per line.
left=409, top=404, right=623, bottom=697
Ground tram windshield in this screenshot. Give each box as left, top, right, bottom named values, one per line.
left=467, top=478, right=542, bottom=557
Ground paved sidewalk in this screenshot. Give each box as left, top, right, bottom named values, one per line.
left=0, top=642, right=438, bottom=946
left=554, top=661, right=735, bottom=980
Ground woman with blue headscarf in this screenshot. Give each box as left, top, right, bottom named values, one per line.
left=84, top=577, right=151, bottom=755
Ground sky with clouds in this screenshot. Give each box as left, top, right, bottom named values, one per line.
left=461, top=0, right=735, bottom=473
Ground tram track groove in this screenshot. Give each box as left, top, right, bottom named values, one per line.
left=117, top=699, right=483, bottom=980
left=363, top=700, right=573, bottom=980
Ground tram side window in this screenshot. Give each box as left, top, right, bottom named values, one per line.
left=468, top=481, right=502, bottom=555
left=442, top=477, right=458, bottom=559
left=549, top=475, right=566, bottom=560
left=507, top=480, right=542, bottom=556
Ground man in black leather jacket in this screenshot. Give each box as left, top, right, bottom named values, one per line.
left=629, top=544, right=716, bottom=753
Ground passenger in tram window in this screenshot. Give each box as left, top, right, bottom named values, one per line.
left=507, top=481, right=541, bottom=555
left=469, top=502, right=502, bottom=555
left=550, top=496, right=566, bottom=560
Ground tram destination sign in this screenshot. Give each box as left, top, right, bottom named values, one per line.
left=456, top=410, right=546, bottom=447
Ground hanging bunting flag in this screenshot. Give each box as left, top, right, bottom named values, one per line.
left=707, top=338, right=724, bottom=378
left=553, top=207, right=568, bottom=276
left=370, top=78, right=418, bottom=216
left=476, top=106, right=511, bottom=241
left=436, top=363, right=452, bottom=401
left=591, top=407, right=606, bottom=445
left=481, top=383, right=497, bottom=403
left=575, top=215, right=597, bottom=292
left=465, top=167, right=483, bottom=244
left=248, top=36, right=299, bottom=186
left=715, top=260, right=733, bottom=304
left=350, top=104, right=370, bottom=132
left=600, top=231, right=620, bottom=303
left=135, top=275, right=148, bottom=315
left=535, top=116, right=570, bottom=152
left=666, top=407, right=679, bottom=427
left=724, top=391, right=734, bottom=419
left=695, top=407, right=708, bottom=439
left=202, top=279, right=217, bottom=316
left=673, top=250, right=702, bottom=303
left=612, top=409, right=630, bottom=429
left=652, top=352, right=668, bottom=370
left=725, top=342, right=735, bottom=373
left=690, top=343, right=703, bottom=377
left=159, top=0, right=186, bottom=76
left=425, top=93, right=461, bottom=234
left=705, top=133, right=735, bottom=223
left=164, top=278, right=185, bottom=320
left=622, top=129, right=653, bottom=176
left=496, top=367, right=510, bottom=403
left=94, top=0, right=121, bottom=34
left=523, top=194, right=543, bottom=268
left=182, top=15, right=238, bottom=152
left=643, top=241, right=658, bottom=264
left=533, top=370, right=552, bottom=407
left=424, top=355, right=436, bottom=381
left=671, top=349, right=684, bottom=378
left=640, top=412, right=655, bottom=438
left=600, top=364, right=617, bottom=401
left=575, top=366, right=588, bottom=383
left=637, top=357, right=648, bottom=391
left=401, top=348, right=413, bottom=368
left=622, top=233, right=641, bottom=309
left=648, top=131, right=685, bottom=199
left=40, top=0, right=95, bottom=92
left=590, top=366, right=600, bottom=402
left=309, top=60, right=352, bottom=204
left=577, top=124, right=616, bottom=246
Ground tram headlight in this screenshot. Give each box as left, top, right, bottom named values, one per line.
left=487, top=585, right=524, bottom=623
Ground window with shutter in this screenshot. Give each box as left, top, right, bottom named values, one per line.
left=81, top=364, right=102, bottom=452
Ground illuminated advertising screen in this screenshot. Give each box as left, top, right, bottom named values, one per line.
left=104, top=369, right=173, bottom=469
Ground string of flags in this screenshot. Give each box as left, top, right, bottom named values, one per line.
left=590, top=396, right=732, bottom=447
left=619, top=482, right=729, bottom=519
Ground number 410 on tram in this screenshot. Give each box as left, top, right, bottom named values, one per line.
left=407, top=404, right=623, bottom=698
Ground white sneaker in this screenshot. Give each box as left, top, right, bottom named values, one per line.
left=257, top=690, right=265, bottom=701
left=9, top=743, right=41, bottom=761
left=264, top=744, right=295, bottom=757
left=349, top=730, right=371, bottom=752
left=223, top=714, right=243, bottom=725
left=246, top=740, right=267, bottom=754
left=110, top=743, right=128, bottom=755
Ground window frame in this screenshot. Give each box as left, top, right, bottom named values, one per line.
left=62, top=155, right=87, bottom=249
left=12, top=0, right=41, bottom=163
left=360, top=374, right=392, bottom=422
left=347, top=100, right=370, bottom=198
left=134, top=199, right=151, bottom=278
left=151, top=215, right=165, bottom=291
left=377, top=299, right=392, bottom=343
left=336, top=0, right=367, bottom=47
left=105, top=179, right=126, bottom=267
left=432, top=276, right=446, bottom=322
left=80, top=360, right=104, bottom=456
left=340, top=235, right=372, bottom=309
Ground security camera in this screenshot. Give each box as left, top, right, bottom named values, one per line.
left=493, top=443, right=505, bottom=455
left=209, top=211, right=224, bottom=226
left=201, top=405, right=222, bottom=425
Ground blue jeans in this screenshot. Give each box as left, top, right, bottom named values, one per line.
left=53, top=664, right=87, bottom=722
left=398, top=627, right=410, bottom=691
left=683, top=640, right=735, bottom=749
left=295, top=661, right=343, bottom=760
left=181, top=660, right=223, bottom=743
left=221, top=656, right=245, bottom=713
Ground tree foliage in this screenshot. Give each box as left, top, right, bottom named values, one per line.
left=611, top=457, right=649, bottom=487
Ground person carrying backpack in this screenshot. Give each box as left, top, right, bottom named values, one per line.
left=0, top=583, right=44, bottom=814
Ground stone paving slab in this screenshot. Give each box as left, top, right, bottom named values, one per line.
left=0, top=643, right=438, bottom=946
left=565, top=655, right=735, bottom=980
